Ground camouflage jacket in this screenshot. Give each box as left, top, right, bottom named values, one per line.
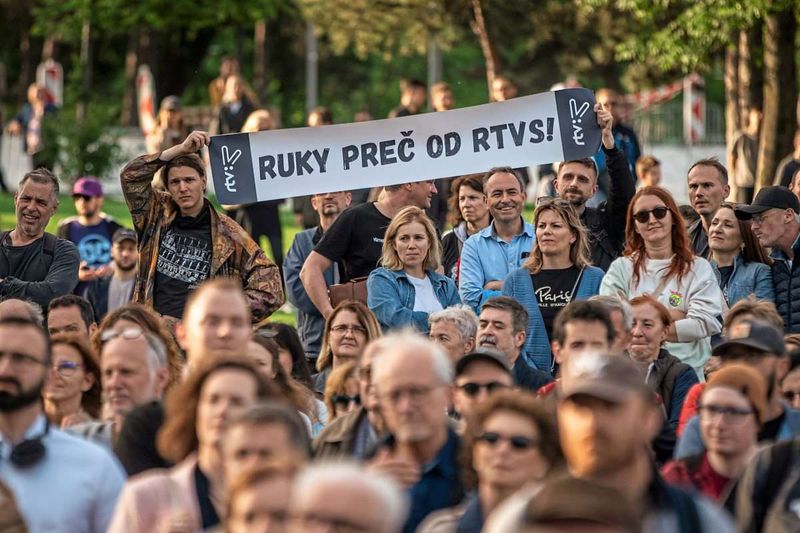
left=120, top=153, right=284, bottom=322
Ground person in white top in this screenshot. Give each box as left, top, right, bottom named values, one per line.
left=600, top=186, right=723, bottom=376
left=0, top=316, right=125, bottom=533
left=367, top=206, right=461, bottom=333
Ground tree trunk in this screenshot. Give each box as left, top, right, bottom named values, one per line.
left=254, top=20, right=267, bottom=104
left=724, top=36, right=740, bottom=176
left=737, top=30, right=752, bottom=128
left=17, top=28, right=32, bottom=105
left=757, top=6, right=798, bottom=189
left=120, top=31, right=139, bottom=127
left=76, top=10, right=92, bottom=121
left=469, top=0, right=501, bottom=98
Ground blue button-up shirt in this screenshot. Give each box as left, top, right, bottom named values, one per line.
left=0, top=415, right=126, bottom=532
left=400, top=428, right=463, bottom=533
left=458, top=219, right=535, bottom=312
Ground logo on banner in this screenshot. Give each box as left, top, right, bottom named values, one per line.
left=221, top=145, right=243, bottom=193
left=569, top=99, right=590, bottom=146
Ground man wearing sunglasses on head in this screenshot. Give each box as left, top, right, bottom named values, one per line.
left=69, top=325, right=170, bottom=450
left=551, top=102, right=636, bottom=272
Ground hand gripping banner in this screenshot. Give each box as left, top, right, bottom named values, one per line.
left=209, top=88, right=602, bottom=204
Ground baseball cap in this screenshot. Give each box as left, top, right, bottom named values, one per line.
left=735, top=186, right=800, bottom=219
left=112, top=228, right=137, bottom=244
left=455, top=350, right=512, bottom=378
left=704, top=364, right=768, bottom=424
left=72, top=177, right=103, bottom=198
left=161, top=95, right=182, bottom=111
left=558, top=353, right=651, bottom=403
left=712, top=319, right=786, bottom=357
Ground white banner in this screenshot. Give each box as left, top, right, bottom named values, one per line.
left=208, top=88, right=602, bottom=204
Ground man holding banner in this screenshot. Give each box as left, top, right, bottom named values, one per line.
left=119, top=131, right=284, bottom=322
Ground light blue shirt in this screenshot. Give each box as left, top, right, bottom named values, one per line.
left=458, top=219, right=535, bottom=312
left=0, top=415, right=126, bottom=533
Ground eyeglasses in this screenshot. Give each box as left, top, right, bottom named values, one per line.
left=751, top=210, right=778, bottom=225
left=100, top=327, right=145, bottom=344
left=457, top=381, right=509, bottom=397
left=784, top=391, right=800, bottom=403
left=379, top=384, right=437, bottom=405
left=51, top=361, right=82, bottom=377
left=698, top=404, right=754, bottom=424
left=0, top=351, right=47, bottom=368
left=332, top=394, right=361, bottom=406
left=331, top=324, right=367, bottom=336
left=536, top=197, right=574, bottom=208
left=633, top=206, right=669, bottom=224
left=476, top=431, right=538, bottom=451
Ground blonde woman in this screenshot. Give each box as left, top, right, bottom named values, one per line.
left=502, top=199, right=604, bottom=372
left=367, top=206, right=461, bottom=332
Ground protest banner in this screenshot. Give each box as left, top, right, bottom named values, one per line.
left=208, top=87, right=601, bottom=204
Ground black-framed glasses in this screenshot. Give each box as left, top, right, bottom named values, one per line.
left=100, top=327, right=144, bottom=344
left=51, top=360, right=82, bottom=378
left=331, top=324, right=367, bottom=336
left=698, top=404, right=754, bottom=424
left=633, top=206, right=669, bottom=224
left=332, top=394, right=361, bottom=406
left=457, top=381, right=509, bottom=397
left=476, top=431, right=537, bottom=451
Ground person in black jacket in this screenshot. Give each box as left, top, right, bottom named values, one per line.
left=552, top=103, right=635, bottom=271
left=735, top=186, right=800, bottom=333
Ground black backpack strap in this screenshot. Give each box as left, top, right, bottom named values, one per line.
left=664, top=485, right=702, bottom=533
left=752, top=440, right=794, bottom=532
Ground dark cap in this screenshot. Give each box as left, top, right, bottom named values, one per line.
left=455, top=350, right=512, bottom=378
left=712, top=319, right=786, bottom=357
left=161, top=95, right=182, bottom=111
left=558, top=353, right=651, bottom=403
left=735, top=186, right=800, bottom=219
left=72, top=177, right=103, bottom=198
left=112, top=228, right=137, bottom=244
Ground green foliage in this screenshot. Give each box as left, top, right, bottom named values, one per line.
left=39, top=103, right=125, bottom=183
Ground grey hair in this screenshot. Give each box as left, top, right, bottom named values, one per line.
left=18, top=168, right=60, bottom=202
left=292, top=461, right=408, bottom=533
left=371, top=330, right=454, bottom=386
left=0, top=298, right=44, bottom=327
left=141, top=331, right=168, bottom=371
left=589, top=295, right=634, bottom=333
left=428, top=304, right=478, bottom=343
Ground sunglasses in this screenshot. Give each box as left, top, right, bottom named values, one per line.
left=536, top=197, right=574, bottom=208
left=457, top=381, right=509, bottom=397
left=100, top=327, right=145, bottom=344
left=477, top=431, right=537, bottom=451
left=332, top=394, right=361, bottom=406
left=633, top=206, right=669, bottom=224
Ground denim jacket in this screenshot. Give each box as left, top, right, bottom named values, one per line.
left=367, top=268, right=461, bottom=332
left=711, top=254, right=774, bottom=307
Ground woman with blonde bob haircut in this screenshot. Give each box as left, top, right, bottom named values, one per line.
left=367, top=206, right=461, bottom=332
left=502, top=200, right=604, bottom=372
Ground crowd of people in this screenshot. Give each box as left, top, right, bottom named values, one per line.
left=3, top=68, right=800, bottom=533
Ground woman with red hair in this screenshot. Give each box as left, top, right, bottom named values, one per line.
left=601, top=186, right=723, bottom=377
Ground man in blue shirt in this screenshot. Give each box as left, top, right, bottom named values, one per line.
left=57, top=177, right=122, bottom=296
left=459, top=167, right=534, bottom=313
left=284, top=190, right=351, bottom=362
left=368, top=332, right=463, bottom=533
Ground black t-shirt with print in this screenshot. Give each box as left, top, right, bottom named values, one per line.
left=531, top=265, right=580, bottom=340
left=153, top=205, right=212, bottom=318
left=313, top=202, right=391, bottom=281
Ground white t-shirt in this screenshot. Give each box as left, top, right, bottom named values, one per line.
left=408, top=274, right=444, bottom=314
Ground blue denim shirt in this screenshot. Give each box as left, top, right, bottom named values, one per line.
left=711, top=254, right=774, bottom=307
left=458, top=219, right=535, bottom=313
left=367, top=268, right=461, bottom=333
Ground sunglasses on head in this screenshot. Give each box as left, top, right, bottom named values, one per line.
left=332, top=394, right=361, bottom=406
left=633, top=206, right=669, bottom=224
left=477, top=431, right=537, bottom=451
left=457, top=381, right=508, bottom=397
left=536, top=197, right=574, bottom=209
